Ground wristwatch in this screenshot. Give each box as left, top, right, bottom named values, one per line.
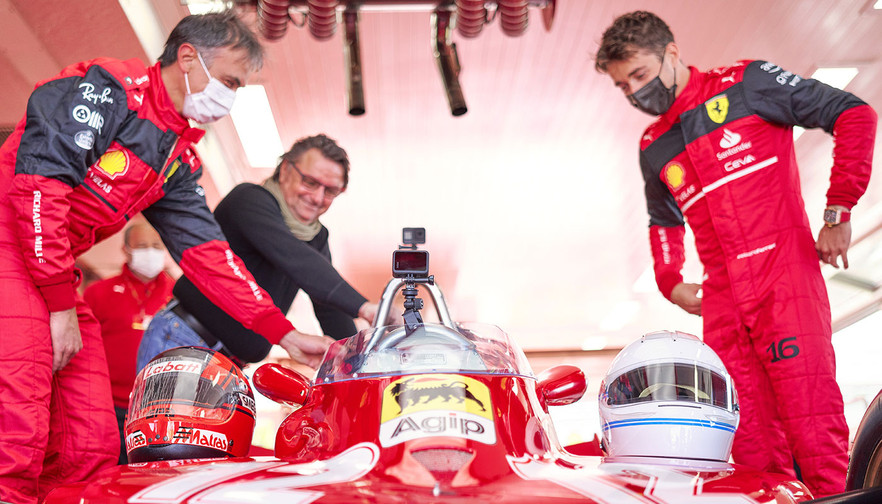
left=823, top=207, right=851, bottom=227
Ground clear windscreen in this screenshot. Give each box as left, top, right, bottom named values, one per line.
left=316, top=322, right=535, bottom=384
left=605, top=362, right=733, bottom=410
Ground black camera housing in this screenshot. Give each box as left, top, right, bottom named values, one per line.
left=392, top=250, right=429, bottom=278
left=402, top=227, right=426, bottom=245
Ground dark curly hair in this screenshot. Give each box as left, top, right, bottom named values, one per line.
left=595, top=11, right=674, bottom=73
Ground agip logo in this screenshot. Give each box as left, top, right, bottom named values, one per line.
left=95, top=148, right=129, bottom=179
left=664, top=162, right=686, bottom=191
left=379, top=374, right=495, bottom=447
left=705, top=94, right=729, bottom=124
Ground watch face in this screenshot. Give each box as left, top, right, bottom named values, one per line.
left=824, top=208, right=839, bottom=225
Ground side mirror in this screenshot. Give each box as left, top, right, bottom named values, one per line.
left=252, top=363, right=311, bottom=407
left=537, top=365, right=587, bottom=407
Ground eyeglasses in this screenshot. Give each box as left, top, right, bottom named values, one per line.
left=288, top=161, right=344, bottom=199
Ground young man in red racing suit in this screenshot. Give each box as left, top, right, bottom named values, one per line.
left=595, top=11, right=876, bottom=498
left=0, top=12, right=330, bottom=504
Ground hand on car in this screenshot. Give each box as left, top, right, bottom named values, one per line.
left=278, top=330, right=334, bottom=369
left=49, top=308, right=82, bottom=372
left=358, top=302, right=402, bottom=326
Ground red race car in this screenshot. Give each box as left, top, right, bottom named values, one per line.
left=45, top=231, right=882, bottom=504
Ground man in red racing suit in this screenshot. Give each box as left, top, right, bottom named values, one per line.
left=0, top=12, right=330, bottom=503
left=595, top=11, right=876, bottom=497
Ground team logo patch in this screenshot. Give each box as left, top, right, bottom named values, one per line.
left=95, top=149, right=129, bottom=179
left=705, top=94, right=729, bottom=124
left=664, top=162, right=686, bottom=190
left=379, top=374, right=495, bottom=447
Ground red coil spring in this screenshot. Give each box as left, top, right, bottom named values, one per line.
left=455, top=0, right=486, bottom=38
left=497, top=0, right=529, bottom=37
left=257, top=0, right=291, bottom=40
left=308, top=0, right=339, bottom=40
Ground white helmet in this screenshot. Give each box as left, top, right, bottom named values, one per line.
left=598, top=331, right=739, bottom=461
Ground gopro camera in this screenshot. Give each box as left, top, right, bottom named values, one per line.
left=392, top=250, right=429, bottom=278
left=402, top=227, right=426, bottom=246
left=393, top=227, right=429, bottom=278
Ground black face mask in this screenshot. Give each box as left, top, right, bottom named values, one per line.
left=627, top=60, right=677, bottom=116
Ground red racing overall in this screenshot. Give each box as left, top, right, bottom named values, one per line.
left=641, top=60, right=875, bottom=497
left=0, top=58, right=294, bottom=503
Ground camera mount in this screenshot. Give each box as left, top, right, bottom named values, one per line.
left=400, top=273, right=433, bottom=334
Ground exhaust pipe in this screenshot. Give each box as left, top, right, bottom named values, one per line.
left=431, top=9, right=467, bottom=116
left=342, top=9, right=365, bottom=115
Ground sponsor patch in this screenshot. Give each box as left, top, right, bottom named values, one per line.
left=74, top=130, right=94, bottom=149
left=716, top=128, right=753, bottom=161
left=78, top=82, right=114, bottom=104
left=172, top=426, right=229, bottom=452
left=125, top=430, right=147, bottom=452
left=724, top=154, right=756, bottom=172
left=705, top=94, right=729, bottom=124
left=238, top=393, right=256, bottom=414
left=719, top=128, right=741, bottom=149
left=32, top=191, right=44, bottom=262
left=95, top=148, right=129, bottom=179
left=663, top=162, right=685, bottom=191
left=379, top=374, right=495, bottom=447
left=143, top=359, right=202, bottom=378
left=71, top=104, right=105, bottom=132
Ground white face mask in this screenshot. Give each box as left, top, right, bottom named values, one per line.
left=182, top=52, right=237, bottom=123
left=128, top=248, right=166, bottom=280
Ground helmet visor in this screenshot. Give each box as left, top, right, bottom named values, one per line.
left=606, top=362, right=733, bottom=410
left=128, top=353, right=251, bottom=422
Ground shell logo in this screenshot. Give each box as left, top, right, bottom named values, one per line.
left=664, top=162, right=685, bottom=190
left=95, top=149, right=129, bottom=179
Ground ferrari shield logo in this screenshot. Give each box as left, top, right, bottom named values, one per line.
left=705, top=94, right=729, bottom=124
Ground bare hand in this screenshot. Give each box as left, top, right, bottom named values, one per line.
left=816, top=221, right=852, bottom=269
left=358, top=302, right=402, bottom=325
left=670, top=282, right=702, bottom=316
left=49, top=308, right=82, bottom=372
left=357, top=302, right=378, bottom=324
left=278, top=330, right=334, bottom=370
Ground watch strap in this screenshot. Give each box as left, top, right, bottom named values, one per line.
left=824, top=207, right=851, bottom=227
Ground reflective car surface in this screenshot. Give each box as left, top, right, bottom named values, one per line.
left=45, top=236, right=855, bottom=504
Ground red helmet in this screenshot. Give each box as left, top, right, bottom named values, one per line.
left=124, top=346, right=256, bottom=463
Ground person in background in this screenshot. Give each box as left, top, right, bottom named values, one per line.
left=0, top=11, right=328, bottom=503
left=594, top=10, right=876, bottom=497
left=83, top=221, right=174, bottom=464
left=138, top=134, right=385, bottom=369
